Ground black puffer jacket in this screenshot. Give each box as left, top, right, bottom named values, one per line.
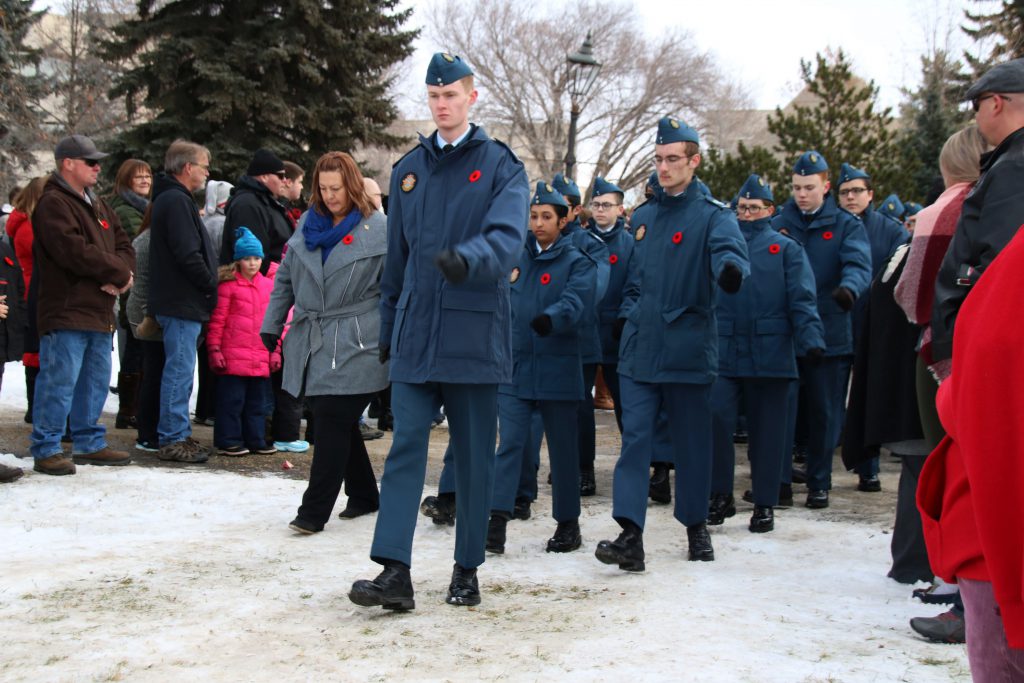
left=148, top=173, right=218, bottom=322
left=0, top=240, right=25, bottom=362
left=219, top=175, right=292, bottom=273
left=932, top=125, right=1024, bottom=361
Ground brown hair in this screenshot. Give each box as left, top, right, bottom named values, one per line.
left=282, top=161, right=304, bottom=182
left=940, top=123, right=988, bottom=186
left=113, top=159, right=152, bottom=196
left=308, top=152, right=374, bottom=219
left=14, top=176, right=48, bottom=216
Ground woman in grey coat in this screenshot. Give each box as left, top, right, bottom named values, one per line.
left=261, top=152, right=389, bottom=534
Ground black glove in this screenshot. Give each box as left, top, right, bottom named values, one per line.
left=378, top=344, right=391, bottom=364
left=612, top=318, right=627, bottom=341
left=718, top=263, right=743, bottom=294
left=801, top=347, right=825, bottom=366
left=832, top=286, right=855, bottom=312
left=434, top=250, right=469, bottom=285
left=260, top=332, right=279, bottom=353
left=530, top=314, right=553, bottom=336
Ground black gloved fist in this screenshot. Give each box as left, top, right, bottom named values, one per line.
left=434, top=250, right=469, bottom=285
left=530, top=314, right=553, bottom=337
left=378, top=344, right=391, bottom=365
left=612, top=318, right=627, bottom=341
left=832, top=286, right=855, bottom=312
left=260, top=332, right=279, bottom=353
left=802, top=347, right=825, bottom=366
left=718, top=263, right=743, bottom=293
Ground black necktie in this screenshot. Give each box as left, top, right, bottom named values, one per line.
left=442, top=144, right=454, bottom=155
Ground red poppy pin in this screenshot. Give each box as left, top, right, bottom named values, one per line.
left=100, top=219, right=110, bottom=230
left=672, top=231, right=683, bottom=244
left=822, top=231, right=833, bottom=241
left=3, top=257, right=12, bottom=267
left=769, top=244, right=780, bottom=254
left=540, top=273, right=551, bottom=285
left=342, top=234, right=353, bottom=245
left=469, top=170, right=482, bottom=183
left=609, top=254, right=618, bottom=265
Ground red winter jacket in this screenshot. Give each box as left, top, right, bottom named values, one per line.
left=5, top=210, right=33, bottom=294
left=917, top=225, right=1024, bottom=648
left=207, top=270, right=279, bottom=377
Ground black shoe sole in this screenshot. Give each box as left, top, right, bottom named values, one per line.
left=707, top=506, right=736, bottom=526
left=594, top=545, right=645, bottom=572
left=688, top=552, right=715, bottom=562
left=338, top=507, right=379, bottom=519
left=857, top=482, right=882, bottom=492
left=445, top=594, right=481, bottom=607
left=749, top=522, right=774, bottom=533
left=546, top=536, right=582, bottom=553
left=805, top=498, right=830, bottom=509
left=649, top=493, right=671, bottom=504
left=580, top=486, right=596, bottom=497
left=348, top=589, right=415, bottom=611
left=485, top=545, right=505, bottom=555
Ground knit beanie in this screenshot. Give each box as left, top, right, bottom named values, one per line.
left=247, top=148, right=285, bottom=176
left=233, top=227, right=264, bottom=260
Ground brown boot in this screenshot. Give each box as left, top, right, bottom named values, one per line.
left=72, top=447, right=132, bottom=466
left=593, top=367, right=614, bottom=411
left=0, top=462, right=25, bottom=483
left=34, top=454, right=77, bottom=476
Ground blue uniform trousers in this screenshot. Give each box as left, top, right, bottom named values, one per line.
left=371, top=382, right=498, bottom=569
left=613, top=377, right=712, bottom=529
left=494, top=395, right=580, bottom=521
left=516, top=409, right=544, bottom=501
left=710, top=377, right=791, bottom=507
left=792, top=357, right=846, bottom=491
left=600, top=363, right=623, bottom=431
left=651, top=407, right=674, bottom=466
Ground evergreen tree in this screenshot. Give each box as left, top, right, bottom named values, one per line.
left=766, top=50, right=915, bottom=201
left=898, top=50, right=969, bottom=202
left=962, top=0, right=1024, bottom=78
left=101, top=0, right=417, bottom=179
left=0, top=0, right=47, bottom=188
left=698, top=142, right=784, bottom=203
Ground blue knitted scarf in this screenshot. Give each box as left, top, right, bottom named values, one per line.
left=302, top=206, right=363, bottom=263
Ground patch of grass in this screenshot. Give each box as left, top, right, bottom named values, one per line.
left=919, top=657, right=959, bottom=666
left=299, top=592, right=313, bottom=600
left=44, top=655, right=67, bottom=665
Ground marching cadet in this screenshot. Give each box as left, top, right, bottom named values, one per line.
left=487, top=182, right=597, bottom=554
left=708, top=174, right=824, bottom=532
left=595, top=116, right=749, bottom=571
left=835, top=162, right=908, bottom=491
left=876, top=193, right=906, bottom=223
left=349, top=53, right=529, bottom=611
left=771, top=151, right=871, bottom=509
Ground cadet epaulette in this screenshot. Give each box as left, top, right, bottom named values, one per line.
left=704, top=196, right=731, bottom=210
left=489, top=137, right=525, bottom=167
left=391, top=144, right=420, bottom=170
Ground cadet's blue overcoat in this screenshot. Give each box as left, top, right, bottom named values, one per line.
left=717, top=217, right=825, bottom=379
left=562, top=220, right=608, bottom=364
left=617, top=183, right=750, bottom=385
left=770, top=195, right=871, bottom=356
left=379, top=125, right=530, bottom=384
left=592, top=216, right=635, bottom=364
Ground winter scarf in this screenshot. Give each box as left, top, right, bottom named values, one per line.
left=893, top=182, right=972, bottom=382
left=302, top=206, right=363, bottom=264
left=119, top=189, right=149, bottom=215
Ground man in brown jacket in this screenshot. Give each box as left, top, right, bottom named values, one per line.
left=29, top=135, right=136, bottom=475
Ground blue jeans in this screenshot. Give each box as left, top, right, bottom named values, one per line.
left=30, top=330, right=112, bottom=459
left=156, top=315, right=202, bottom=446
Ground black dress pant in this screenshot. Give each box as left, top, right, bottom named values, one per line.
left=889, top=453, right=933, bottom=583
left=137, top=340, right=165, bottom=445
left=295, top=393, right=379, bottom=526
left=269, top=366, right=303, bottom=442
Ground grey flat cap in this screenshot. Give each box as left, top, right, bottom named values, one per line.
left=54, top=134, right=109, bottom=161
left=965, top=58, right=1024, bottom=101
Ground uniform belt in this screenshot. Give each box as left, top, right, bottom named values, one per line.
left=291, top=298, right=377, bottom=355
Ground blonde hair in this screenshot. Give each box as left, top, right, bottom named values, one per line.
left=940, top=124, right=988, bottom=186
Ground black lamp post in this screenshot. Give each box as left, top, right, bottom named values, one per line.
left=564, top=32, right=602, bottom=178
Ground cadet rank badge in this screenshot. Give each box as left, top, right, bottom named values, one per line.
left=401, top=173, right=417, bottom=192
left=510, top=267, right=520, bottom=283
left=635, top=225, right=646, bottom=241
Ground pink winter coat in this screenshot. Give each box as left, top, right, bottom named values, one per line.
left=207, top=270, right=279, bottom=377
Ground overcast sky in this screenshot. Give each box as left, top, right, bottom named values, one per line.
left=398, top=0, right=981, bottom=112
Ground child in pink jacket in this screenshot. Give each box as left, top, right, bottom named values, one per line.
left=208, top=227, right=280, bottom=455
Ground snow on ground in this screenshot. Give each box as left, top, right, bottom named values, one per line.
left=0, top=449, right=969, bottom=683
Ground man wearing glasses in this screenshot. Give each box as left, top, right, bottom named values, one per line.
left=219, top=148, right=293, bottom=275
left=594, top=116, right=748, bottom=570
left=29, top=135, right=136, bottom=475
left=932, top=58, right=1024, bottom=364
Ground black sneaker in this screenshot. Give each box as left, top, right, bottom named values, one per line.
left=217, top=445, right=249, bottom=456
left=909, top=609, right=965, bottom=643
left=249, top=444, right=278, bottom=455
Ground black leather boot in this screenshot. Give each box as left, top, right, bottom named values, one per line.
left=595, top=522, right=645, bottom=571
left=348, top=561, right=415, bottom=611
left=649, top=463, right=671, bottom=504
left=706, top=492, right=736, bottom=525
left=546, top=519, right=582, bottom=553
left=486, top=514, right=508, bottom=554
left=806, top=489, right=829, bottom=509
left=749, top=506, right=774, bottom=533
left=512, top=496, right=531, bottom=520
left=580, top=466, right=596, bottom=497
left=686, top=522, right=715, bottom=561
left=446, top=563, right=480, bottom=606
left=420, top=492, right=455, bottom=526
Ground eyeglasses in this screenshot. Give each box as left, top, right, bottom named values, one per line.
left=190, top=161, right=210, bottom=171
left=653, top=154, right=691, bottom=166
left=78, top=158, right=101, bottom=168
left=736, top=205, right=768, bottom=215
left=838, top=187, right=868, bottom=197
left=133, top=174, right=152, bottom=180
left=589, top=201, right=620, bottom=211
left=972, top=94, right=1011, bottom=112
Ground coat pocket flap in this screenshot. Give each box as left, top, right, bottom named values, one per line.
left=441, top=289, right=498, bottom=312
